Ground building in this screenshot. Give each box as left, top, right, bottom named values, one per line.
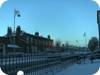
left=0, top=26, right=54, bottom=53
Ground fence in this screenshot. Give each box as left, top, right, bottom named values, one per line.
left=0, top=53, right=85, bottom=75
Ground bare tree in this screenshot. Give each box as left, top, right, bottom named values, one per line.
left=88, top=37, right=98, bottom=52
left=65, top=42, right=69, bottom=52
left=55, top=39, right=62, bottom=51
left=88, top=37, right=99, bottom=63
left=61, top=44, right=65, bottom=52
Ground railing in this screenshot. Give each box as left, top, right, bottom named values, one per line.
left=0, top=53, right=85, bottom=75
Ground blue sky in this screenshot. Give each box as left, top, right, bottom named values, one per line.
left=0, top=0, right=99, bottom=46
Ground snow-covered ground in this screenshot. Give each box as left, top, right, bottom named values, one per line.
left=55, top=59, right=100, bottom=75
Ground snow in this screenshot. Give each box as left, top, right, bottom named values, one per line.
left=1, top=53, right=100, bottom=75
left=7, top=44, right=20, bottom=48
left=0, top=56, right=48, bottom=65
left=55, top=59, right=100, bottom=75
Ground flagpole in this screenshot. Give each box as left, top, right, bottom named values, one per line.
left=85, top=34, right=87, bottom=47
left=84, top=32, right=87, bottom=47
left=76, top=40, right=78, bottom=47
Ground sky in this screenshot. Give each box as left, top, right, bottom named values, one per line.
left=0, top=0, right=99, bottom=47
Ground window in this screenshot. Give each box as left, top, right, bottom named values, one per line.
left=43, top=40, right=45, bottom=45
left=27, top=37, right=29, bottom=43
left=46, top=41, right=48, bottom=45
left=31, top=38, right=33, bottom=43
left=35, top=39, right=37, bottom=45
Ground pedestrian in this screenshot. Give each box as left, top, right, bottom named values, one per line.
left=84, top=55, right=86, bottom=64
left=90, top=55, right=94, bottom=63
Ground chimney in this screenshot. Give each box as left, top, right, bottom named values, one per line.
left=35, top=32, right=39, bottom=37
left=16, top=25, right=21, bottom=36
left=7, top=27, right=12, bottom=36
left=48, top=35, right=50, bottom=39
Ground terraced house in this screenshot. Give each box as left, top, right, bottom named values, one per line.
left=0, top=26, right=54, bottom=53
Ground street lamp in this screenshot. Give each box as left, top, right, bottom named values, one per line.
left=14, top=8, right=21, bottom=34
left=13, top=8, right=21, bottom=52
left=97, top=10, right=100, bottom=48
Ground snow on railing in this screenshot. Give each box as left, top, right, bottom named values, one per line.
left=0, top=53, right=85, bottom=75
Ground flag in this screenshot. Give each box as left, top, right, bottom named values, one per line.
left=83, top=32, right=86, bottom=37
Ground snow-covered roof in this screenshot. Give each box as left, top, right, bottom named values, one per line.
left=7, top=44, right=20, bottom=48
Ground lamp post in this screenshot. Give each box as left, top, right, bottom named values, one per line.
left=97, top=10, right=100, bottom=48
left=13, top=8, right=21, bottom=52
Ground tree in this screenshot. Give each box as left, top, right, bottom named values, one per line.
left=88, top=37, right=99, bottom=63
left=55, top=39, right=62, bottom=51
left=65, top=41, right=69, bottom=52
left=61, top=44, right=65, bottom=52
left=88, top=37, right=98, bottom=52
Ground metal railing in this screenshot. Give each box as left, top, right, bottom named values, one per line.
left=0, top=53, right=85, bottom=75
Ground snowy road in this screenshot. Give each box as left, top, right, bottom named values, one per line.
left=55, top=59, right=100, bottom=75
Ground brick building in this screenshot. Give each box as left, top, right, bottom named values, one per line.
left=0, top=26, right=54, bottom=53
